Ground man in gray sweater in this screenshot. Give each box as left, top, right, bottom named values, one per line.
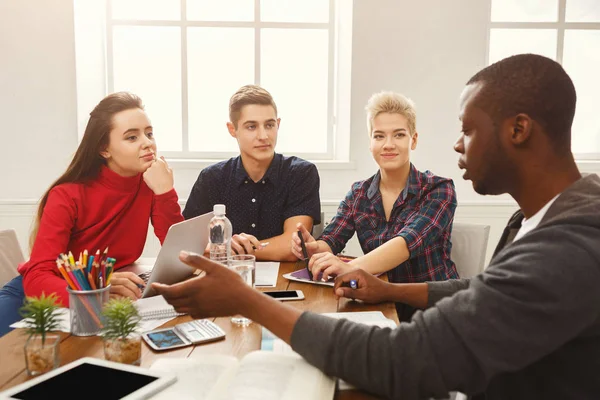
left=153, top=54, right=600, bottom=399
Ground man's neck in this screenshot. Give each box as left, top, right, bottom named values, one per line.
left=240, top=152, right=275, bottom=182
left=512, top=157, right=581, bottom=218
left=379, top=163, right=411, bottom=194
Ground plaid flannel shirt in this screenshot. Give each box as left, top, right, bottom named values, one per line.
left=320, top=164, right=458, bottom=283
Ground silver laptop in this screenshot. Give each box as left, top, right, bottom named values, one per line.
left=122, top=211, right=213, bottom=298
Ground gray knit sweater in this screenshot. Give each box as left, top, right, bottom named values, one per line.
left=291, top=174, right=600, bottom=399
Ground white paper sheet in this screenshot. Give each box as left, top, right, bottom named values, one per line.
left=254, top=262, right=280, bottom=287
left=263, top=311, right=397, bottom=391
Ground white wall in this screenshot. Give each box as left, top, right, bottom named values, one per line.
left=0, top=0, right=79, bottom=199
left=0, top=0, right=79, bottom=253
left=0, top=0, right=544, bottom=268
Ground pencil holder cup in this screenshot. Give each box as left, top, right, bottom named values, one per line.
left=67, top=285, right=110, bottom=336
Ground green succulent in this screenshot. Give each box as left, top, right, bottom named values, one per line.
left=101, top=298, right=141, bottom=340
left=19, top=293, right=62, bottom=346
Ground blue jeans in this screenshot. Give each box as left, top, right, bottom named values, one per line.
left=0, top=276, right=25, bottom=337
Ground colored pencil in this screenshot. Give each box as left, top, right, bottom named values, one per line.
left=65, top=265, right=82, bottom=291
left=56, top=260, right=77, bottom=290
left=87, top=272, right=97, bottom=290
left=82, top=249, right=88, bottom=271
left=87, top=255, right=94, bottom=274
left=68, top=251, right=75, bottom=267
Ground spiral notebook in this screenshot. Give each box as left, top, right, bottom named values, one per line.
left=134, top=295, right=185, bottom=320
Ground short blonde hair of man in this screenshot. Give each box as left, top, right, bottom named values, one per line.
left=365, top=91, right=417, bottom=136
left=229, top=85, right=278, bottom=129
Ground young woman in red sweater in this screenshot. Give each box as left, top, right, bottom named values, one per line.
left=0, top=92, right=184, bottom=336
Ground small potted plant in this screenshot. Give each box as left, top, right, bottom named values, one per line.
left=102, top=297, right=142, bottom=365
left=20, top=293, right=62, bottom=376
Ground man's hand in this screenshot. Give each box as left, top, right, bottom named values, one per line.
left=152, top=251, right=253, bottom=319
left=291, top=222, right=319, bottom=260
left=309, top=252, right=355, bottom=282
left=333, top=269, right=391, bottom=304
left=143, top=156, right=174, bottom=195
left=232, top=233, right=261, bottom=255
left=109, top=271, right=145, bottom=300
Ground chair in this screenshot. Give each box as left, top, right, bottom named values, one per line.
left=449, top=223, right=490, bottom=400
left=450, top=222, right=491, bottom=278
left=312, top=211, right=327, bottom=238
left=0, top=230, right=25, bottom=287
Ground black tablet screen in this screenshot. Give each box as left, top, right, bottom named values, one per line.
left=12, top=362, right=158, bottom=400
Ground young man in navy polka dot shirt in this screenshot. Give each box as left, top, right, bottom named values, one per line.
left=183, top=85, right=321, bottom=261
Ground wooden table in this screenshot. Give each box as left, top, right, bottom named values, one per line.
left=0, top=262, right=399, bottom=399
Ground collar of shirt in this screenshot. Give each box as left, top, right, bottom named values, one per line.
left=234, top=153, right=282, bottom=187
left=513, top=193, right=561, bottom=242
left=366, top=163, right=420, bottom=202
left=98, top=164, right=142, bottom=193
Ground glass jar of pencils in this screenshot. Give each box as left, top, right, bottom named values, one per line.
left=66, top=285, right=111, bottom=336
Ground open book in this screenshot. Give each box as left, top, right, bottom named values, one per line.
left=262, top=311, right=397, bottom=391
left=149, top=351, right=335, bottom=400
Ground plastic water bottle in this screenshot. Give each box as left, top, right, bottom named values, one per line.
left=209, top=204, right=232, bottom=265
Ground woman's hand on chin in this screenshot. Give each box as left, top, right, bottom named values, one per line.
left=143, top=156, right=174, bottom=195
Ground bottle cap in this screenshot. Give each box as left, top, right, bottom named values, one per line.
left=213, top=204, right=226, bottom=215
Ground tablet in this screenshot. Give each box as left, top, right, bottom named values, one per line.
left=0, top=357, right=176, bottom=400
left=283, top=268, right=335, bottom=287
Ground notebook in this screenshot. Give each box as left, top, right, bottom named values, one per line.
left=135, top=295, right=184, bottom=320
left=9, top=306, right=177, bottom=334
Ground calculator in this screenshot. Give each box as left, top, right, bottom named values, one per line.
left=142, top=319, right=226, bottom=351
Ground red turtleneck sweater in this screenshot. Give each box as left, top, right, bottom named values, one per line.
left=18, top=166, right=184, bottom=306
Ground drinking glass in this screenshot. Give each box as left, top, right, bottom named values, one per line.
left=228, top=254, right=255, bottom=326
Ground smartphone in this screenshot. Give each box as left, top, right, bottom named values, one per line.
left=264, top=290, right=305, bottom=301
left=142, top=319, right=226, bottom=351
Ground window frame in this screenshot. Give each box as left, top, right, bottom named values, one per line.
left=488, top=0, right=600, bottom=161
left=103, top=0, right=348, bottom=161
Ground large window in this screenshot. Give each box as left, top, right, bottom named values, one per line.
left=74, top=0, right=353, bottom=161
left=489, top=0, right=600, bottom=158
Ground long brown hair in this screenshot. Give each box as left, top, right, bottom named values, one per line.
left=29, top=92, right=144, bottom=250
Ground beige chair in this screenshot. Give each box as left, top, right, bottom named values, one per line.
left=0, top=230, right=25, bottom=287
left=450, top=222, right=491, bottom=278
left=312, top=211, right=327, bottom=239
left=449, top=223, right=491, bottom=400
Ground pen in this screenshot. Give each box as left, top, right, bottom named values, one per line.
left=251, top=242, right=270, bottom=250
left=341, top=279, right=358, bottom=289
left=297, top=230, right=313, bottom=280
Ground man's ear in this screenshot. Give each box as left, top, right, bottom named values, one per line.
left=510, top=114, right=533, bottom=146
left=410, top=132, right=418, bottom=150
left=276, top=118, right=281, bottom=129
left=226, top=122, right=237, bottom=138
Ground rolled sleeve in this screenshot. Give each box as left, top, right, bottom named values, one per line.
left=397, top=180, right=457, bottom=258
left=319, top=187, right=358, bottom=254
